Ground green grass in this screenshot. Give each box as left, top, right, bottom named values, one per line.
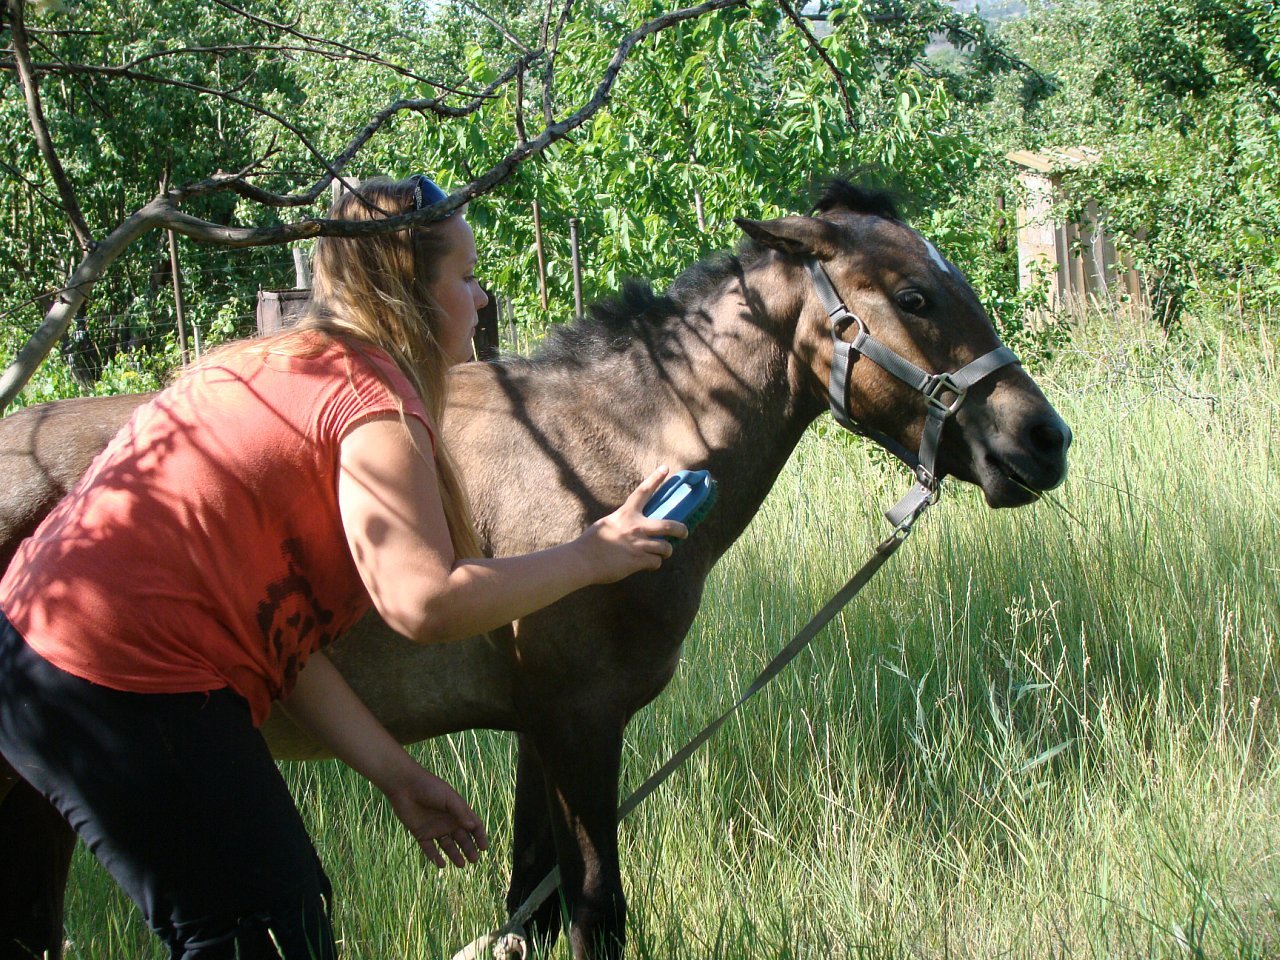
left=61, top=316, right=1280, bottom=957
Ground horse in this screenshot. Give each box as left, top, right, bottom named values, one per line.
left=0, top=180, right=1071, bottom=960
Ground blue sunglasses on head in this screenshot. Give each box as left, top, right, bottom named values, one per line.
left=410, top=174, right=449, bottom=210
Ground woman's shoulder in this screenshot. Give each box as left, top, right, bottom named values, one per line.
left=248, top=331, right=400, bottom=386
left=189, top=331, right=427, bottom=425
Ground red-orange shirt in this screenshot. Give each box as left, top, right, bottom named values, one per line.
left=0, top=335, right=431, bottom=725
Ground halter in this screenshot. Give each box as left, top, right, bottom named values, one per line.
left=804, top=258, right=1019, bottom=531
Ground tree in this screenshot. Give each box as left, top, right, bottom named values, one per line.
left=0, top=0, right=755, bottom=408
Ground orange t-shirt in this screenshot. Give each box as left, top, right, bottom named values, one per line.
left=0, top=335, right=432, bottom=725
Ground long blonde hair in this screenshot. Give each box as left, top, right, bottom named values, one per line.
left=267, top=176, right=482, bottom=559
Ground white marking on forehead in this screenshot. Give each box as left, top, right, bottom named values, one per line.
left=916, top=232, right=954, bottom=277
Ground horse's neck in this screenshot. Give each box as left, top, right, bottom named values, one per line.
left=588, top=277, right=823, bottom=539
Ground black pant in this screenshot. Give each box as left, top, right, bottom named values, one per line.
left=0, top=613, right=336, bottom=959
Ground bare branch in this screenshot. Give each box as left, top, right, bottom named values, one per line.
left=121, top=44, right=452, bottom=89
left=17, top=33, right=477, bottom=104
left=173, top=49, right=544, bottom=208
left=942, top=19, right=1053, bottom=94
left=540, top=0, right=554, bottom=49
left=0, top=156, right=63, bottom=211
left=7, top=0, right=94, bottom=251
left=7, top=47, right=545, bottom=209
left=27, top=33, right=117, bottom=117
left=172, top=0, right=748, bottom=241
left=544, top=0, right=577, bottom=125
left=7, top=58, right=368, bottom=198
left=458, top=0, right=534, bottom=55
left=0, top=198, right=161, bottom=407
left=207, top=0, right=476, bottom=98
left=515, top=64, right=529, bottom=147
left=776, top=0, right=857, bottom=130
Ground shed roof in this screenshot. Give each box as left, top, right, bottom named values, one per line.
left=1005, top=146, right=1100, bottom=173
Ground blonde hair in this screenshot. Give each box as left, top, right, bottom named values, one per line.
left=248, top=176, right=482, bottom=560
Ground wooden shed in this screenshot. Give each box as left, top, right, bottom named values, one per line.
left=1006, top=147, right=1145, bottom=308
left=255, top=288, right=311, bottom=336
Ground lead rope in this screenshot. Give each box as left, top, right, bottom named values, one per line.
left=453, top=258, right=1017, bottom=960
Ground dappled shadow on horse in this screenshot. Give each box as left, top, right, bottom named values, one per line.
left=0, top=179, right=1069, bottom=960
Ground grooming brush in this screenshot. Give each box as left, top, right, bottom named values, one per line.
left=642, top=469, right=718, bottom=543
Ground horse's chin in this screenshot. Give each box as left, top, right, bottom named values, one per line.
left=970, top=450, right=1066, bottom=509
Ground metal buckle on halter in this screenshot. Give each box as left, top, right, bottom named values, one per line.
left=922, top=372, right=966, bottom=414
left=914, top=465, right=941, bottom=492
left=832, top=311, right=865, bottom=343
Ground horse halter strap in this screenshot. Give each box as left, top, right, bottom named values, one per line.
left=804, top=259, right=1019, bottom=531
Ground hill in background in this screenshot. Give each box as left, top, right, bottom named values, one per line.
left=949, top=0, right=1028, bottom=22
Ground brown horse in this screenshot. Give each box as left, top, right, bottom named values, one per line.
left=0, top=181, right=1070, bottom=960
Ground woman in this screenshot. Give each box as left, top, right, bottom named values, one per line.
left=0, top=176, right=685, bottom=958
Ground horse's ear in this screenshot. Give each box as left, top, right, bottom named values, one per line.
left=734, top=216, right=842, bottom=260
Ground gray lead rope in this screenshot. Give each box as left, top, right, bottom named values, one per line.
left=456, top=257, right=1019, bottom=959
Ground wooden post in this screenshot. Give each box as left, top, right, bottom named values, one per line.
left=474, top=285, right=500, bottom=361
left=292, top=247, right=311, bottom=289
left=569, top=217, right=583, bottom=321
left=167, top=229, right=189, bottom=365
left=532, top=200, right=548, bottom=311
left=995, top=193, right=1007, bottom=253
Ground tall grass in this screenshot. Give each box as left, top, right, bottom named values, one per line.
left=61, top=315, right=1280, bottom=958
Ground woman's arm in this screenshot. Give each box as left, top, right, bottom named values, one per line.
left=337, top=414, right=685, bottom=645
left=277, top=649, right=488, bottom=868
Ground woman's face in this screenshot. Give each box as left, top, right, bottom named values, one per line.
left=428, top=215, right=489, bottom=365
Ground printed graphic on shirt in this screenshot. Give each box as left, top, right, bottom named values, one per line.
left=255, top=538, right=337, bottom=696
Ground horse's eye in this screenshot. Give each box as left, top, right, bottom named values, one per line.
left=896, top=289, right=928, bottom=314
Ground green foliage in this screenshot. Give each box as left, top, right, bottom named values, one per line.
left=4, top=0, right=1023, bottom=402
left=1, top=0, right=308, bottom=397
left=7, top=0, right=1280, bottom=401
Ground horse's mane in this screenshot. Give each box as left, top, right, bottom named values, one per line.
left=812, top=178, right=902, bottom=221
left=528, top=178, right=904, bottom=366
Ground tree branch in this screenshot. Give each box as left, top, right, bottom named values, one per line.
left=776, top=0, right=857, bottom=130
left=458, top=0, right=534, bottom=55
left=543, top=0, right=576, bottom=126
left=207, top=0, right=481, bottom=99
left=942, top=18, right=1053, bottom=95
left=6, top=47, right=546, bottom=210
left=118, top=44, right=459, bottom=90
left=7, top=0, right=94, bottom=252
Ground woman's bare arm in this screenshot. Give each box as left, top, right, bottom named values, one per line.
left=337, top=414, right=685, bottom=645
left=277, top=650, right=487, bottom=868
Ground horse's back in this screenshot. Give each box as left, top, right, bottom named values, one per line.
left=0, top=394, right=148, bottom=569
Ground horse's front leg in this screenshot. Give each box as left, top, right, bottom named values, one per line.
left=0, top=765, right=77, bottom=960
left=525, top=707, right=628, bottom=960
left=506, top=732, right=564, bottom=955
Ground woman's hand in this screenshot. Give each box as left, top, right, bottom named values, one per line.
left=578, top=466, right=688, bottom=584
left=384, top=767, right=489, bottom=869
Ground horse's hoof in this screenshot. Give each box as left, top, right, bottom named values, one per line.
left=450, top=929, right=528, bottom=960
left=493, top=932, right=528, bottom=959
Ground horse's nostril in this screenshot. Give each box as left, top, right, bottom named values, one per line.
left=1029, top=419, right=1070, bottom=456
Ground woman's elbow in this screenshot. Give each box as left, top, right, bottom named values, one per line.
left=390, top=594, right=468, bottom=646
left=362, top=566, right=461, bottom=645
